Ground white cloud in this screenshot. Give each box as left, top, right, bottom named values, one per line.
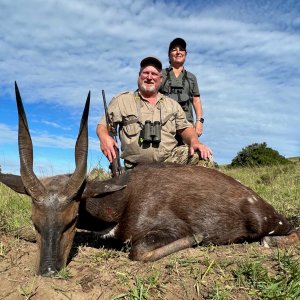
left=0, top=124, right=17, bottom=144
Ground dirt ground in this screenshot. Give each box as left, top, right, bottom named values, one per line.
left=0, top=229, right=299, bottom=300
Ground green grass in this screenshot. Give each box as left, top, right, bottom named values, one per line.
left=221, top=163, right=300, bottom=219
left=231, top=250, right=300, bottom=299
left=19, top=279, right=38, bottom=300
left=53, top=267, right=73, bottom=280
left=0, top=183, right=32, bottom=232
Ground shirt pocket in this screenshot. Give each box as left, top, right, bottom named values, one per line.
left=161, top=112, right=176, bottom=135
left=122, top=114, right=141, bottom=138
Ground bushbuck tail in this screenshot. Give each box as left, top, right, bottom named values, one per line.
left=0, top=82, right=299, bottom=276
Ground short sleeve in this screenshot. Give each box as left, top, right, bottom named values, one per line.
left=98, top=95, right=122, bottom=126
left=188, top=72, right=200, bottom=97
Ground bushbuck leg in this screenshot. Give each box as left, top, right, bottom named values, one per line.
left=130, top=233, right=204, bottom=262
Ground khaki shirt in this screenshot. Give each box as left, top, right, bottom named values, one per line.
left=99, top=91, right=192, bottom=163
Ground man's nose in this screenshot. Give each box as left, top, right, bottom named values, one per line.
left=146, top=73, right=155, bottom=79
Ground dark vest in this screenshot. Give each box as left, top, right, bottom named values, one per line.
left=160, top=68, right=193, bottom=122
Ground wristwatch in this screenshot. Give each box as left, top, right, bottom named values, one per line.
left=196, top=118, right=204, bottom=123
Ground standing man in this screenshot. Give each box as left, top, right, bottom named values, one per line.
left=97, top=56, right=212, bottom=170
left=160, top=38, right=204, bottom=139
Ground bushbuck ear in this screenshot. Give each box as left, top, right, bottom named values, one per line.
left=0, top=173, right=28, bottom=195
left=82, top=180, right=127, bottom=198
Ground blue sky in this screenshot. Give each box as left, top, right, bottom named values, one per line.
left=1, top=0, right=299, bottom=175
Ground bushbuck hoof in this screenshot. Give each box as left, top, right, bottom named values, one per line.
left=261, top=228, right=300, bottom=248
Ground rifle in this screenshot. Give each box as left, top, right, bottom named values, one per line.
left=102, top=90, right=123, bottom=177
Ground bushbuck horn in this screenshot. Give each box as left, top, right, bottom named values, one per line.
left=60, top=91, right=90, bottom=199
left=15, top=81, right=47, bottom=201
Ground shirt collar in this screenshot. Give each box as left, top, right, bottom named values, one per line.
left=136, top=90, right=165, bottom=105
left=168, top=65, right=185, bottom=73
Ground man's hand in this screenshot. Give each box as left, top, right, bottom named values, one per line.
left=97, top=124, right=119, bottom=163
left=100, top=135, right=119, bottom=163
left=179, top=127, right=212, bottom=160
left=189, top=141, right=212, bottom=160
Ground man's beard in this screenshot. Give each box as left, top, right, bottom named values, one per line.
left=140, top=82, right=156, bottom=94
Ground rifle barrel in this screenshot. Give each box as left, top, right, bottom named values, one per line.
left=101, top=89, right=123, bottom=176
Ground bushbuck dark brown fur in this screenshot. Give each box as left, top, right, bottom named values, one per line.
left=0, top=82, right=299, bottom=276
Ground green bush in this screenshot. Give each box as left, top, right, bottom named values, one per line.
left=230, top=142, right=291, bottom=168
left=88, top=167, right=111, bottom=181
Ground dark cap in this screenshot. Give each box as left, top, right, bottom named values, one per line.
left=140, top=56, right=162, bottom=71
left=168, top=38, right=187, bottom=53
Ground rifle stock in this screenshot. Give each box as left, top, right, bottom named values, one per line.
left=102, top=90, right=123, bottom=177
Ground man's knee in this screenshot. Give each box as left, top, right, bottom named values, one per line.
left=196, top=155, right=215, bottom=168
left=165, top=146, right=215, bottom=167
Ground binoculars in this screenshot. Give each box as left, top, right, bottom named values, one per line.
left=170, top=86, right=183, bottom=94
left=143, top=120, right=161, bottom=143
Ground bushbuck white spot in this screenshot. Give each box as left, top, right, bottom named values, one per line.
left=247, top=197, right=256, bottom=204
